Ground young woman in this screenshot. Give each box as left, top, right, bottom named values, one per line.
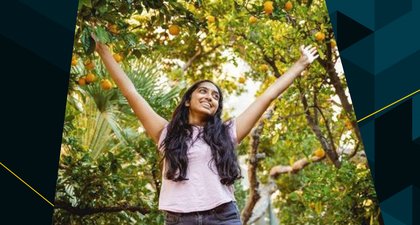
left=94, top=39, right=318, bottom=224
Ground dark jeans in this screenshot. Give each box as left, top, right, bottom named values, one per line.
left=164, top=201, right=242, bottom=225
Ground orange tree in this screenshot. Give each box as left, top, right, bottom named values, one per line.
left=55, top=0, right=379, bottom=224
left=183, top=0, right=378, bottom=224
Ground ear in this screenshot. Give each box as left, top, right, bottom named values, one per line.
left=185, top=100, right=190, bottom=107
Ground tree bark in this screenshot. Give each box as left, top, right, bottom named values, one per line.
left=241, top=120, right=264, bottom=224
left=241, top=108, right=274, bottom=224
left=270, top=155, right=325, bottom=177
left=317, top=35, right=362, bottom=143
left=182, top=44, right=221, bottom=72
left=298, top=82, right=341, bottom=168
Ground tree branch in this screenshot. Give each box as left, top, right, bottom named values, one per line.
left=238, top=33, right=285, bottom=78
left=54, top=201, right=151, bottom=217
left=241, top=122, right=263, bottom=224
left=248, top=155, right=326, bottom=223
left=320, top=33, right=362, bottom=143
left=269, top=155, right=325, bottom=177
left=182, top=43, right=221, bottom=72
left=327, top=68, right=362, bottom=143
left=297, top=80, right=341, bottom=168
left=241, top=107, right=274, bottom=224
left=182, top=47, right=202, bottom=72
left=313, top=105, right=337, bottom=153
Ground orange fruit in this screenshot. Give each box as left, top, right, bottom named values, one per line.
left=85, top=73, right=96, bottom=83
left=264, top=1, right=274, bottom=14
left=309, top=202, right=315, bottom=209
left=345, top=120, right=353, bottom=130
left=238, top=76, right=246, bottom=84
left=84, top=60, right=95, bottom=70
left=207, top=15, right=215, bottom=23
left=249, top=16, right=258, bottom=24
left=363, top=199, right=373, bottom=207
left=315, top=31, right=325, bottom=41
left=314, top=148, right=325, bottom=158
left=71, top=55, right=78, bottom=66
left=108, top=24, right=119, bottom=34
left=259, top=64, right=269, bottom=72
left=284, top=1, right=293, bottom=11
left=113, top=53, right=123, bottom=62
left=78, top=77, right=86, bottom=86
left=101, top=79, right=113, bottom=90
left=168, top=25, right=180, bottom=35
left=330, top=39, right=337, bottom=48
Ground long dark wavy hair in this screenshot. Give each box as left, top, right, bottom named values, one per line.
left=160, top=80, right=241, bottom=185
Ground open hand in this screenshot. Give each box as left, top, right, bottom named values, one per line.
left=299, top=45, right=319, bottom=65
left=90, top=33, right=107, bottom=53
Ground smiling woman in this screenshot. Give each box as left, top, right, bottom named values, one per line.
left=186, top=82, right=220, bottom=125
left=52, top=0, right=383, bottom=224
left=93, top=35, right=318, bottom=224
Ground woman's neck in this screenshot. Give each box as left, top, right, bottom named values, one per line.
left=188, top=112, right=207, bottom=127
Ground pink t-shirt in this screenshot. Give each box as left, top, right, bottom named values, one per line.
left=157, top=120, right=238, bottom=213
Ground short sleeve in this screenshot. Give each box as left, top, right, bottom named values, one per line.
left=225, top=118, right=238, bottom=146
left=157, top=124, right=169, bottom=153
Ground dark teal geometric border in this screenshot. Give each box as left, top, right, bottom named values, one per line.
left=0, top=1, right=77, bottom=224
left=413, top=95, right=420, bottom=144
left=326, top=1, right=420, bottom=224
left=1, top=0, right=419, bottom=224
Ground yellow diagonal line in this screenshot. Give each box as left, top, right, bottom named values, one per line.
left=357, top=89, right=420, bottom=123
left=0, top=91, right=418, bottom=209
left=0, top=162, right=55, bottom=207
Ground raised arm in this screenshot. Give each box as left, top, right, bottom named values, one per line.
left=235, top=45, right=318, bottom=142
left=95, top=41, right=168, bottom=144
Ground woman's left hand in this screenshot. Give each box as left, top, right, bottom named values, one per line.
left=299, top=45, right=319, bottom=65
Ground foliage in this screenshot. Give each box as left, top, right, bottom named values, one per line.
left=55, top=60, right=179, bottom=224
left=274, top=160, right=380, bottom=225
left=55, top=0, right=379, bottom=224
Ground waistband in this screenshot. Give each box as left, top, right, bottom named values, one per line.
left=165, top=201, right=235, bottom=216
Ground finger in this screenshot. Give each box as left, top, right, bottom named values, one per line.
left=309, top=46, right=317, bottom=52
left=310, top=49, right=318, bottom=56
left=90, top=33, right=98, bottom=42
left=304, top=45, right=313, bottom=51
left=300, top=45, right=305, bottom=52
left=306, top=46, right=316, bottom=52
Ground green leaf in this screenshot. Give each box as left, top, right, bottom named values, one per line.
left=81, top=28, right=95, bottom=55
left=95, top=26, right=111, bottom=44
left=78, top=0, right=92, bottom=9
left=123, top=33, right=138, bottom=48
left=272, top=133, right=280, bottom=145
left=289, top=192, right=299, bottom=201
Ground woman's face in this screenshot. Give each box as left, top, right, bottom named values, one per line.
left=186, top=82, right=220, bottom=117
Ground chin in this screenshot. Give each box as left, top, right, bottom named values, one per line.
left=200, top=110, right=215, bottom=118
left=197, top=106, right=212, bottom=114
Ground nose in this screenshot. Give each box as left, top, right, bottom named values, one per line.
left=204, top=92, right=212, bottom=101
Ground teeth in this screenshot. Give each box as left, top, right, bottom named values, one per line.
left=201, top=102, right=211, bottom=108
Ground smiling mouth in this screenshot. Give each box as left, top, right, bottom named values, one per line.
left=201, top=102, right=211, bottom=109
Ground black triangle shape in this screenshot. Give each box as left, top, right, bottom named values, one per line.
left=336, top=11, right=373, bottom=51
left=413, top=186, right=420, bottom=225
left=375, top=100, right=419, bottom=201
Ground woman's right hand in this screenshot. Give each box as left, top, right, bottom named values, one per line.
left=90, top=33, right=108, bottom=54
left=90, top=30, right=168, bottom=144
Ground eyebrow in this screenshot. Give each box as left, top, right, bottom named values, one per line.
left=198, top=86, right=219, bottom=95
